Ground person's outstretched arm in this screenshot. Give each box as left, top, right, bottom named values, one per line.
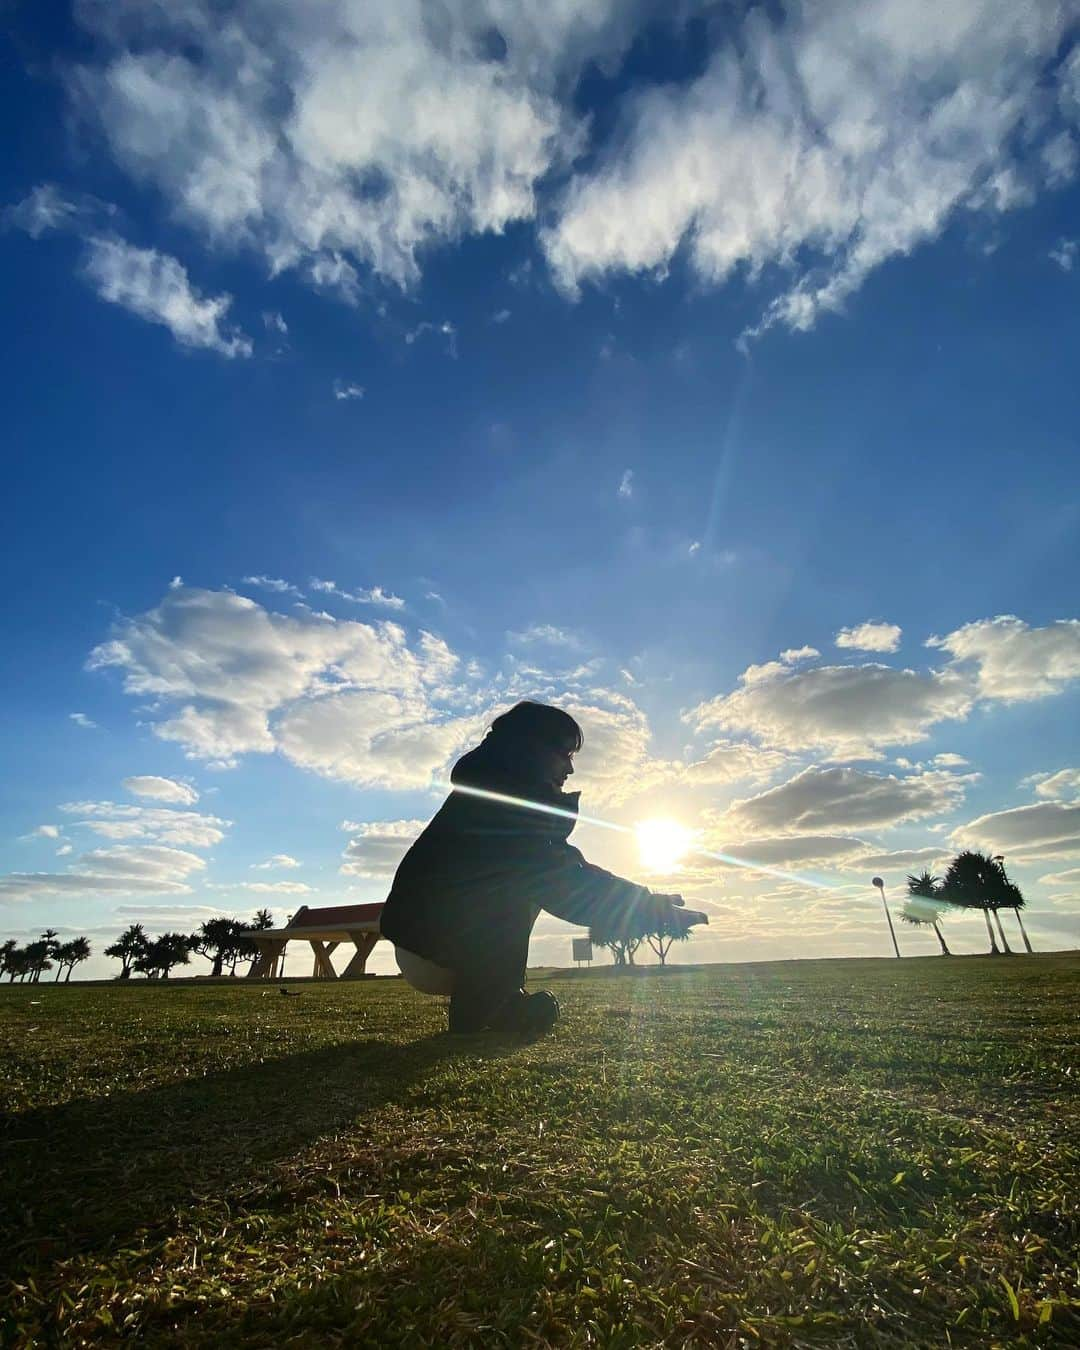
left=518, top=838, right=685, bottom=934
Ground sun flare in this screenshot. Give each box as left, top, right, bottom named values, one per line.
left=635, top=818, right=694, bottom=873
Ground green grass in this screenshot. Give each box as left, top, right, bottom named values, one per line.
left=2, top=955, right=1078, bottom=1347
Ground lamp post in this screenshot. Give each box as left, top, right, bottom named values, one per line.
left=872, top=876, right=901, bottom=959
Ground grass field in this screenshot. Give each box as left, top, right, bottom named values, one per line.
left=2, top=955, right=1078, bottom=1347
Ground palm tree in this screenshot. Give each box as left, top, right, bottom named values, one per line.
left=5, top=947, right=31, bottom=982
left=251, top=908, right=275, bottom=930
left=137, top=932, right=195, bottom=979
left=193, top=917, right=241, bottom=977
left=940, top=851, right=1009, bottom=954
left=993, top=857, right=1034, bottom=954
left=56, top=936, right=91, bottom=982
left=0, top=939, right=16, bottom=979
left=31, top=930, right=60, bottom=983
left=903, top=871, right=952, bottom=954
left=105, top=923, right=148, bottom=979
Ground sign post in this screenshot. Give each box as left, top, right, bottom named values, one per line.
left=571, top=937, right=592, bottom=968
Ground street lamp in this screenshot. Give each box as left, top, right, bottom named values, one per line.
left=872, top=876, right=901, bottom=959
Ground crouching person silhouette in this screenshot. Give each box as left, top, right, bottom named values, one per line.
left=380, top=701, right=690, bottom=1036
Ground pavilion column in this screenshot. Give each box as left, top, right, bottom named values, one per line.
left=341, top=932, right=379, bottom=978
left=309, top=939, right=340, bottom=979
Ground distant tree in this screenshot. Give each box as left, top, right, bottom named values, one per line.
left=55, top=936, right=91, bottom=982
left=645, top=909, right=693, bottom=966
left=251, top=908, right=275, bottom=930
left=134, top=932, right=195, bottom=979
left=903, top=872, right=952, bottom=955
left=0, top=939, right=16, bottom=980
left=193, top=917, right=241, bottom=977
left=23, top=934, right=58, bottom=988
left=939, top=852, right=1011, bottom=954
left=5, top=947, right=31, bottom=982
left=105, top=923, right=149, bottom=979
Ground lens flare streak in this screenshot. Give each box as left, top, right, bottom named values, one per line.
left=448, top=781, right=836, bottom=892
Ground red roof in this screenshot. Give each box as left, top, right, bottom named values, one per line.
left=288, top=903, right=384, bottom=927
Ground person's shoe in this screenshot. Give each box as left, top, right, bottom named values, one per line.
left=511, top=990, right=560, bottom=1038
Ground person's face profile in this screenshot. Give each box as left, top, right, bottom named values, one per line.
left=534, top=739, right=575, bottom=790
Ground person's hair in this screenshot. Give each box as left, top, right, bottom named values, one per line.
left=487, top=701, right=583, bottom=753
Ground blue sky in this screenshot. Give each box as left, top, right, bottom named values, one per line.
left=2, top=0, right=1079, bottom=977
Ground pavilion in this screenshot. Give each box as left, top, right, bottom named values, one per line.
left=243, top=902, right=386, bottom=980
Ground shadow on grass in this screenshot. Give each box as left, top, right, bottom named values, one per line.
left=0, top=1032, right=512, bottom=1281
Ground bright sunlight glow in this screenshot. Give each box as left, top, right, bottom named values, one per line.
left=636, top=819, right=694, bottom=873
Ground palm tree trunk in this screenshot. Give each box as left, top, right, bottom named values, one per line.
left=932, top=921, right=950, bottom=955
left=992, top=909, right=1013, bottom=954
left=65, top=966, right=73, bottom=982
left=982, top=907, right=1001, bottom=954
left=54, top=965, right=63, bottom=981
left=1014, top=909, right=1034, bottom=954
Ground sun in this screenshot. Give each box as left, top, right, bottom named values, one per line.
left=635, top=818, right=694, bottom=873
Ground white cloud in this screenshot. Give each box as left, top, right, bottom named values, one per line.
left=714, top=834, right=868, bottom=866
left=251, top=854, right=301, bottom=870
left=0, top=842, right=205, bottom=901
left=687, top=661, right=973, bottom=757
left=78, top=844, right=206, bottom=881
left=717, top=765, right=970, bottom=836
left=242, top=575, right=303, bottom=597
left=86, top=584, right=442, bottom=763
left=122, top=775, right=199, bottom=805
left=31, top=824, right=61, bottom=839
left=262, top=309, right=288, bottom=334
left=780, top=646, right=820, bottom=664
left=81, top=235, right=252, bottom=356
left=340, top=819, right=425, bottom=878
left=933, top=752, right=969, bottom=768
left=847, top=846, right=951, bottom=874
left=333, top=379, right=365, bottom=401
left=559, top=691, right=676, bottom=808
left=508, top=624, right=581, bottom=648
left=404, top=320, right=457, bottom=357
left=1050, top=237, right=1078, bottom=270
left=1037, top=866, right=1080, bottom=888
left=69, top=712, right=97, bottom=729
left=216, top=880, right=315, bottom=895
left=277, top=693, right=480, bottom=790
left=491, top=308, right=511, bottom=324
left=59, top=800, right=229, bottom=848
left=951, top=801, right=1080, bottom=859
left=835, top=621, right=902, bottom=653
left=1042, top=132, right=1078, bottom=187
left=309, top=578, right=405, bottom=609
left=683, top=739, right=789, bottom=787
left=4, top=183, right=106, bottom=236
left=927, top=616, right=1080, bottom=701
left=69, top=2, right=640, bottom=291
left=618, top=469, right=634, bottom=499
left=1027, top=768, right=1080, bottom=801
left=545, top=1, right=1074, bottom=338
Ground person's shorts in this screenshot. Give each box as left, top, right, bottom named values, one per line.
left=394, top=945, right=456, bottom=995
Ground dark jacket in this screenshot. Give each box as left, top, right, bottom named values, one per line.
left=380, top=738, right=660, bottom=967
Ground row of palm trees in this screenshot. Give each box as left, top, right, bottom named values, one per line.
left=881, top=849, right=1034, bottom=956
left=1, top=931, right=92, bottom=982
left=104, top=910, right=277, bottom=979
left=1, top=910, right=278, bottom=984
